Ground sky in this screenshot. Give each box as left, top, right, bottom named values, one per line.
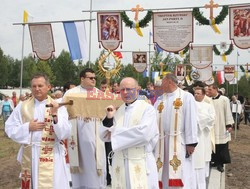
left=0, top=0, right=249, bottom=73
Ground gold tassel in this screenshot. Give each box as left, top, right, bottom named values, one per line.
left=221, top=53, right=227, bottom=62
left=210, top=19, right=221, bottom=34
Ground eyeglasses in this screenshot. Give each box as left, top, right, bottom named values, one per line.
left=85, top=77, right=97, bottom=80
left=120, top=88, right=137, bottom=92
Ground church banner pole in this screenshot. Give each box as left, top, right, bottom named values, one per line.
left=20, top=24, right=25, bottom=95
left=148, top=30, right=152, bottom=81
left=88, top=0, right=93, bottom=68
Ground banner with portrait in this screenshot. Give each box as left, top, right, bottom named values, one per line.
left=153, top=11, right=193, bottom=52
left=97, top=12, right=123, bottom=51
left=132, top=52, right=147, bottom=73
left=190, top=46, right=213, bottom=69
left=175, top=64, right=186, bottom=81
left=230, top=6, right=250, bottom=49
left=224, top=65, right=235, bottom=81
left=29, top=24, right=55, bottom=61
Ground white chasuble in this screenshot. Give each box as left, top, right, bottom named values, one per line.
left=113, top=101, right=148, bottom=189
left=154, top=88, right=198, bottom=189
left=64, top=86, right=106, bottom=189
left=5, top=97, right=71, bottom=189
left=100, top=99, right=159, bottom=189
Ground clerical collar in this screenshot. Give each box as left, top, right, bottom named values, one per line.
left=125, top=99, right=137, bottom=106
left=165, top=87, right=179, bottom=97
left=35, top=98, right=47, bottom=104
left=212, top=93, right=220, bottom=100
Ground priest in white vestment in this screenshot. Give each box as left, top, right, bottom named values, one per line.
left=193, top=87, right=215, bottom=189
left=5, top=73, right=71, bottom=189
left=207, top=84, right=234, bottom=173
left=154, top=73, right=198, bottom=189
left=100, top=77, right=159, bottom=189
left=64, top=68, right=106, bottom=189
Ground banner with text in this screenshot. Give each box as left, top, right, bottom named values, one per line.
left=153, top=11, right=193, bottom=52
left=190, top=46, right=213, bottom=69
left=29, top=24, right=55, bottom=61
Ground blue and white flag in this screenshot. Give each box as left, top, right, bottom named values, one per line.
left=63, top=21, right=88, bottom=61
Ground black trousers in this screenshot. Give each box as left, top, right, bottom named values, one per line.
left=211, top=142, right=231, bottom=166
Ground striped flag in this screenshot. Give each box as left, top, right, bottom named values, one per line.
left=216, top=71, right=225, bottom=85
left=63, top=22, right=88, bottom=61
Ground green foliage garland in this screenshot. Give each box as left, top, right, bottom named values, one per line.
left=174, top=46, right=189, bottom=54
left=213, top=44, right=234, bottom=56
left=120, top=11, right=153, bottom=28
left=193, top=6, right=228, bottom=25
left=240, top=65, right=245, bottom=72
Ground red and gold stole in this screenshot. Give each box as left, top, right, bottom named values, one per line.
left=20, top=96, right=55, bottom=189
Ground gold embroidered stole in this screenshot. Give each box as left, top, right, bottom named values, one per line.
left=20, top=96, right=55, bottom=189
left=156, top=89, right=184, bottom=187
left=112, top=100, right=148, bottom=189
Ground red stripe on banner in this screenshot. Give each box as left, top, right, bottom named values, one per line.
left=169, top=179, right=184, bottom=187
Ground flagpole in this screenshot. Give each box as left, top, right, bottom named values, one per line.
left=236, top=51, right=239, bottom=93
left=88, top=0, right=93, bottom=68
left=20, top=24, right=25, bottom=95
left=148, top=30, right=152, bottom=81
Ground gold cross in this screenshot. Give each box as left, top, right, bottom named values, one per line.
left=134, top=165, right=141, bottom=174
left=115, top=166, right=120, bottom=174
left=204, top=0, right=219, bottom=20
left=157, top=102, right=164, bottom=113
left=131, top=4, right=144, bottom=22
left=169, top=155, right=181, bottom=172
left=173, top=98, right=182, bottom=109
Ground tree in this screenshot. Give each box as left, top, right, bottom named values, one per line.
left=50, top=50, right=78, bottom=87
left=0, top=48, right=9, bottom=88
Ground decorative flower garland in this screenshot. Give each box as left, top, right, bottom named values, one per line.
left=213, top=43, right=234, bottom=56
left=120, top=10, right=153, bottom=28
left=192, top=6, right=228, bottom=25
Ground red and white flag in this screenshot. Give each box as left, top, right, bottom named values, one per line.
left=216, top=71, right=225, bottom=85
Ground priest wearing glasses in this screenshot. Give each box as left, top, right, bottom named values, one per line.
left=100, top=77, right=159, bottom=189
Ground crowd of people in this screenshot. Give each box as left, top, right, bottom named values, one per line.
left=2, top=68, right=250, bottom=189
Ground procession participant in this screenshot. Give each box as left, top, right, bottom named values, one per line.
left=100, top=77, right=159, bottom=188
left=207, top=84, right=234, bottom=172
left=11, top=91, right=18, bottom=107
left=64, top=68, right=106, bottom=189
left=154, top=73, right=198, bottom=189
left=193, top=87, right=215, bottom=189
left=5, top=73, right=71, bottom=189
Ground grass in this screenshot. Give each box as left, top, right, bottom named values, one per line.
left=0, top=119, right=20, bottom=158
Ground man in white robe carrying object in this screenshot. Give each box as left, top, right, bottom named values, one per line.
left=193, top=87, right=215, bottom=189
left=64, top=68, right=106, bottom=189
left=5, top=73, right=71, bottom=189
left=154, top=73, right=198, bottom=189
left=100, top=77, right=159, bottom=188
left=207, top=84, right=234, bottom=173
